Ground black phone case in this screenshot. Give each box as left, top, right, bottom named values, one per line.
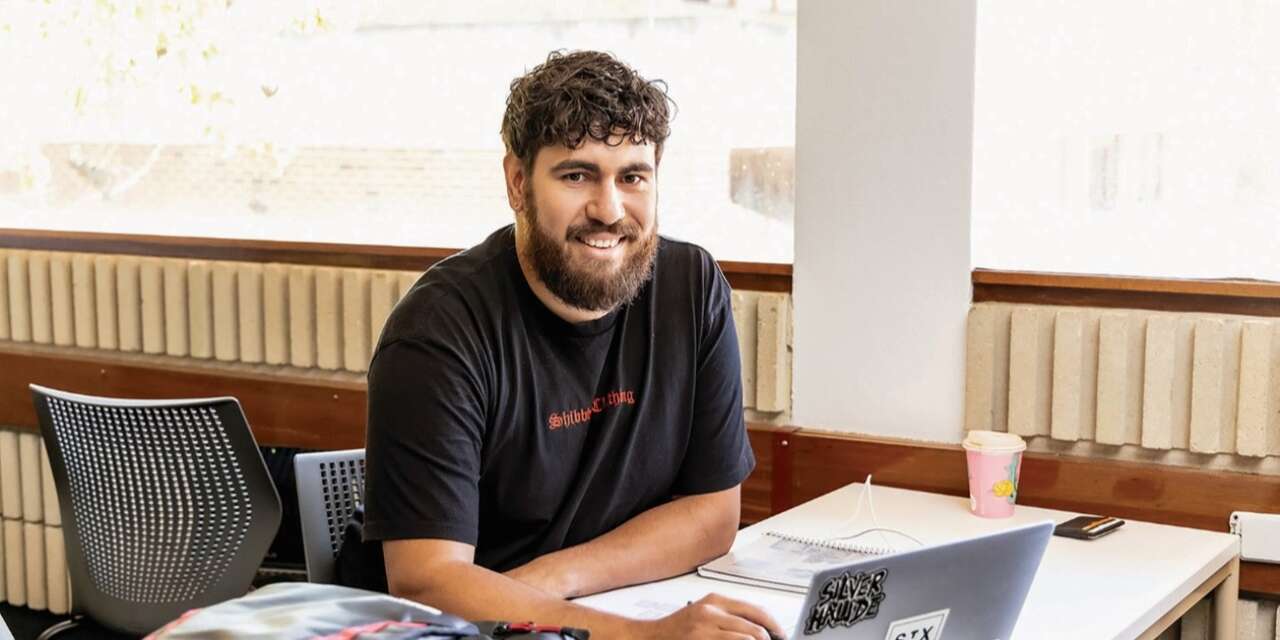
left=1054, top=515, right=1124, bottom=540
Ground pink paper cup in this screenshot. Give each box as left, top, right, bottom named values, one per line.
left=962, top=431, right=1027, bottom=518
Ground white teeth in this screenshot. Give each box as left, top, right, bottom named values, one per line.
left=582, top=237, right=620, bottom=249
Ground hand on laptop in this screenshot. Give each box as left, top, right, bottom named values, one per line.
left=640, top=593, right=786, bottom=640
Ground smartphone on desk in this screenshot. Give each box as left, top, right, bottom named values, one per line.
left=1054, top=515, right=1125, bottom=540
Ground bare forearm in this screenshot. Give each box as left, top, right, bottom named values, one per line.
left=397, top=560, right=641, bottom=639
left=512, top=488, right=740, bottom=598
left=384, top=524, right=785, bottom=640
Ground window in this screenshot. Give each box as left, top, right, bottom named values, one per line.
left=973, top=0, right=1280, bottom=281
left=0, top=1, right=795, bottom=263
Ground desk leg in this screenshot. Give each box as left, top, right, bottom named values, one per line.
left=1212, top=556, right=1239, bottom=640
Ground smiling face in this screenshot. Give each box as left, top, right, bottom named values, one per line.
left=507, top=137, right=659, bottom=315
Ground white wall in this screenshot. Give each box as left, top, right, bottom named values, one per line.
left=793, top=0, right=976, bottom=442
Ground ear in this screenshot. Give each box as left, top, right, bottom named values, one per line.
left=502, top=152, right=527, bottom=214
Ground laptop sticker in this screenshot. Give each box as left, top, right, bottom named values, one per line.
left=802, top=568, right=889, bottom=636
left=883, top=608, right=949, bottom=640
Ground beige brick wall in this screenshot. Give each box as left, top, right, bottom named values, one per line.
left=1177, top=597, right=1280, bottom=640
left=0, top=248, right=793, bottom=416
left=966, top=302, right=1280, bottom=472
left=0, top=429, right=71, bottom=614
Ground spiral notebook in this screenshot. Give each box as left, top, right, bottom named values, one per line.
left=696, top=531, right=897, bottom=594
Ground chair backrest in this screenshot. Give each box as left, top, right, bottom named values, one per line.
left=29, top=384, right=282, bottom=636
left=293, top=448, right=366, bottom=584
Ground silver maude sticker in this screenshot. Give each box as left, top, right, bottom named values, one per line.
left=884, top=608, right=949, bottom=640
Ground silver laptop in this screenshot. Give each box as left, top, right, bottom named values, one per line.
left=793, top=521, right=1053, bottom=640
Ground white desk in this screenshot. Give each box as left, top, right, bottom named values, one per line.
left=578, top=484, right=1240, bottom=640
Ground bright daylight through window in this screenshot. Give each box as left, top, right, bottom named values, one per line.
left=0, top=1, right=796, bottom=263
left=973, top=0, right=1280, bottom=281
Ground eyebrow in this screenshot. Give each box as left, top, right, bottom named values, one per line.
left=619, top=161, right=655, bottom=174
left=548, top=159, right=655, bottom=175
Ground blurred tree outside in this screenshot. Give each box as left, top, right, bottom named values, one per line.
left=0, top=1, right=359, bottom=201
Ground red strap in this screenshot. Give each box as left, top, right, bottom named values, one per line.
left=315, top=620, right=427, bottom=640
left=505, top=622, right=566, bottom=633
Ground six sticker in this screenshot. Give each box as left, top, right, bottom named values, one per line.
left=884, top=608, right=949, bottom=640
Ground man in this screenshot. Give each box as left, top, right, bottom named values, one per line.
left=365, top=50, right=786, bottom=640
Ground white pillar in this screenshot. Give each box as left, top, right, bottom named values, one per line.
left=793, top=0, right=977, bottom=442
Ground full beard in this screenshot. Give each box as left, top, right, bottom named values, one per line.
left=518, top=194, right=659, bottom=314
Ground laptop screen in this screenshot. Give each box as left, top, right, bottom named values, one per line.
left=794, top=521, right=1052, bottom=639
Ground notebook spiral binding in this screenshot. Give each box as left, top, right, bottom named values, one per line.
left=764, top=531, right=895, bottom=556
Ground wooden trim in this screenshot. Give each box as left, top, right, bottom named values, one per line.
left=0, top=228, right=793, bottom=292
left=742, top=428, right=776, bottom=525
left=0, top=228, right=456, bottom=272
left=0, top=343, right=366, bottom=451
left=743, top=423, right=797, bottom=525
left=974, top=269, right=1280, bottom=299
left=1241, top=562, right=1280, bottom=601
left=770, top=429, right=797, bottom=514
left=718, top=260, right=793, bottom=293
left=973, top=269, right=1280, bottom=317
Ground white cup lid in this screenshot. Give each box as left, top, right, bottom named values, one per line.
left=962, top=430, right=1027, bottom=453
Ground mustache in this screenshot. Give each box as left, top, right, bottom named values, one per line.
left=566, top=219, right=642, bottom=241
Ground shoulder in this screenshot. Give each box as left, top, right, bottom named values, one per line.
left=655, top=235, right=725, bottom=286
left=657, top=235, right=716, bottom=267
left=654, top=235, right=731, bottom=305
left=377, top=226, right=517, bottom=354
left=406, top=226, right=516, bottom=304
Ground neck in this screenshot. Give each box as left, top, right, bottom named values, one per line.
left=516, top=249, right=613, bottom=324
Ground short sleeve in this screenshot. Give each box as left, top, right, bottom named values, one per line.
left=672, top=255, right=756, bottom=495
left=363, top=337, right=487, bottom=544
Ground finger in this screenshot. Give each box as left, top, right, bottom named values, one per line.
left=700, top=605, right=771, bottom=640
left=683, top=601, right=768, bottom=640
left=703, top=594, right=787, bottom=639
left=678, top=607, right=757, bottom=640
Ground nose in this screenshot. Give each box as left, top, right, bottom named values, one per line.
left=585, top=182, right=625, bottom=226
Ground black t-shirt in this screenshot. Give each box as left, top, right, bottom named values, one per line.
left=363, top=225, right=754, bottom=572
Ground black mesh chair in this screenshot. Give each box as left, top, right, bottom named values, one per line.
left=29, top=384, right=282, bottom=638
left=293, top=448, right=366, bottom=584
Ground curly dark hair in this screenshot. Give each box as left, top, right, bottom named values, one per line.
left=501, top=50, right=675, bottom=171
